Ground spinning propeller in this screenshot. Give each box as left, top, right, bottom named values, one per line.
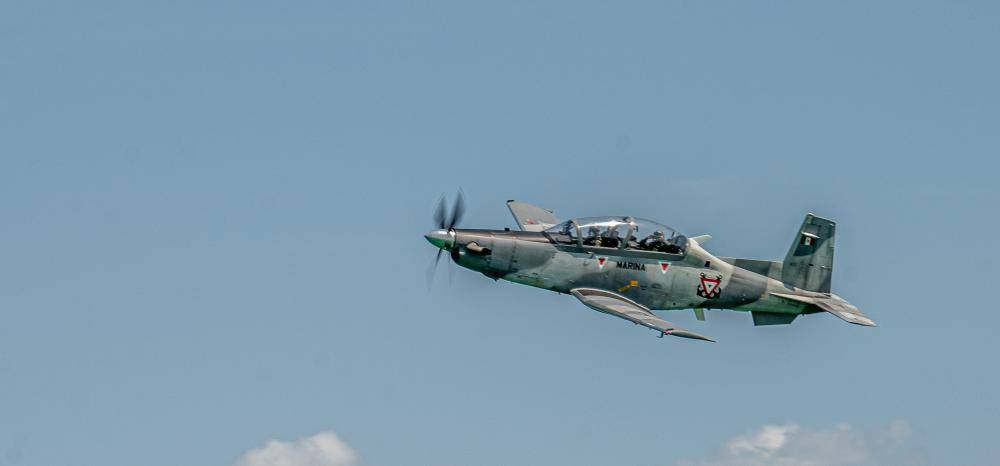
left=425, top=190, right=465, bottom=286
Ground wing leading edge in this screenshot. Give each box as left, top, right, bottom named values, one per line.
left=570, top=288, right=715, bottom=342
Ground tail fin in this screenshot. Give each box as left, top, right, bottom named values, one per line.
left=781, top=214, right=835, bottom=292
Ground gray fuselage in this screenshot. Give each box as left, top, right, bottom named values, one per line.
left=449, top=229, right=814, bottom=317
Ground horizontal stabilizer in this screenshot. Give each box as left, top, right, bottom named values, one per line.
left=770, top=292, right=876, bottom=327
left=506, top=200, right=559, bottom=232
left=688, top=235, right=712, bottom=244
left=571, top=288, right=714, bottom=342
left=814, top=299, right=876, bottom=327
left=689, top=234, right=712, bottom=244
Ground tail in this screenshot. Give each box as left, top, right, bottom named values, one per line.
left=781, top=213, right=835, bottom=293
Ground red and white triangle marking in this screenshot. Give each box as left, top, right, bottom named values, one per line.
left=700, top=276, right=721, bottom=295
left=597, top=257, right=608, bottom=270
left=658, top=262, right=670, bottom=274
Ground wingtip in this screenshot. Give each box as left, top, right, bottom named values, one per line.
left=667, top=329, right=716, bottom=342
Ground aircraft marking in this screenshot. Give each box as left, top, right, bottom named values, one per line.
left=697, top=273, right=723, bottom=299
left=618, top=280, right=639, bottom=293
left=616, top=261, right=645, bottom=271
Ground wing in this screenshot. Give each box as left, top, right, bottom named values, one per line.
left=506, top=200, right=559, bottom=232
left=570, top=288, right=715, bottom=342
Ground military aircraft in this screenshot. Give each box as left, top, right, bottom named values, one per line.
left=424, top=194, right=874, bottom=342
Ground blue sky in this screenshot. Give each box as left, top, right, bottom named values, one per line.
left=1, top=1, right=998, bottom=465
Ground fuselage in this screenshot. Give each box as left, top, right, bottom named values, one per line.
left=444, top=228, right=814, bottom=316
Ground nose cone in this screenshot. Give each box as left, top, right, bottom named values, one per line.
left=424, top=229, right=454, bottom=250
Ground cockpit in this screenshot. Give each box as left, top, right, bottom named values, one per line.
left=544, top=216, right=688, bottom=257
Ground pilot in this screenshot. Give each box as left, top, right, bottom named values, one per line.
left=601, top=226, right=621, bottom=248
left=639, top=230, right=667, bottom=251
left=663, top=233, right=683, bottom=254
left=585, top=225, right=601, bottom=246
left=560, top=222, right=574, bottom=236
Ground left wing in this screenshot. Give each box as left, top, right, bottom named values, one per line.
left=570, top=288, right=715, bottom=342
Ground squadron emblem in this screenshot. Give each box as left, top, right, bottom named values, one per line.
left=697, top=273, right=723, bottom=299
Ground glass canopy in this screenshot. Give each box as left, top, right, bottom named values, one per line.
left=544, top=216, right=688, bottom=255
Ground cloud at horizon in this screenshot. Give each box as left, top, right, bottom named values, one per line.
left=233, top=431, right=359, bottom=466
left=675, top=420, right=920, bottom=466
left=230, top=421, right=920, bottom=466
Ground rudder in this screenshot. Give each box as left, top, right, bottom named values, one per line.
left=781, top=214, right=835, bottom=292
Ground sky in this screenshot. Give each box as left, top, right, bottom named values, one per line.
left=1, top=1, right=998, bottom=465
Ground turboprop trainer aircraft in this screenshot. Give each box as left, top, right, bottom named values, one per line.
left=424, top=194, right=874, bottom=342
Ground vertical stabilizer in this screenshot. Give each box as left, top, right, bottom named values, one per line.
left=781, top=214, right=835, bottom=292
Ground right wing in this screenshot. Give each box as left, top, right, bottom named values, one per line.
left=506, top=200, right=559, bottom=232
left=570, top=288, right=715, bottom=342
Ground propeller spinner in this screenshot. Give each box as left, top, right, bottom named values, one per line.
left=425, top=191, right=465, bottom=285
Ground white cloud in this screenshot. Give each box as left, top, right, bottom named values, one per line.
left=677, top=420, right=921, bottom=466
left=233, top=431, right=360, bottom=466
